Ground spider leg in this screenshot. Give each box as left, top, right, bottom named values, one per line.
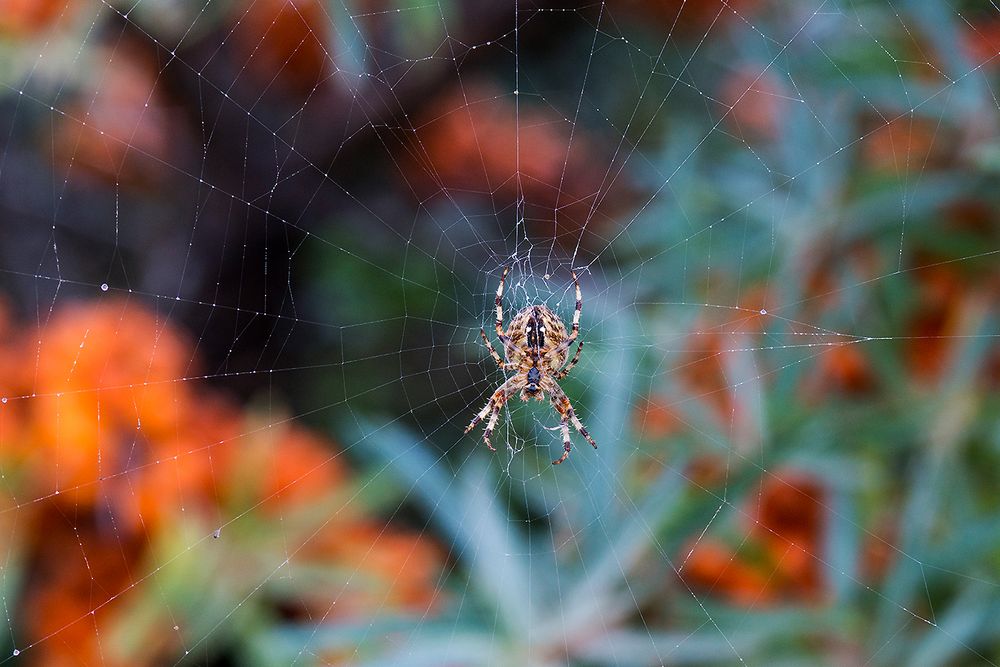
left=552, top=271, right=583, bottom=358
left=552, top=412, right=572, bottom=465
left=479, top=328, right=504, bottom=369
left=543, top=379, right=597, bottom=464
left=550, top=271, right=585, bottom=378
left=482, top=380, right=523, bottom=450
left=555, top=340, right=584, bottom=380
left=495, top=266, right=510, bottom=343
left=465, top=395, right=500, bottom=451
left=570, top=270, right=582, bottom=339
left=481, top=402, right=504, bottom=451
left=464, top=377, right=519, bottom=451
left=493, top=266, right=523, bottom=362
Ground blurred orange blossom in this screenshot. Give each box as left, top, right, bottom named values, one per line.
left=0, top=297, right=443, bottom=665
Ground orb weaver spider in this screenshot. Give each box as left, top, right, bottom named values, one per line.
left=465, top=267, right=597, bottom=465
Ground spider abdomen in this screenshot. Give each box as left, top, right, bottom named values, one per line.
left=507, top=305, right=569, bottom=371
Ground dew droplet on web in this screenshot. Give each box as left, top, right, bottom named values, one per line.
left=12, top=649, right=20, bottom=656
left=1, top=397, right=7, bottom=404
left=212, top=528, right=221, bottom=539
left=759, top=309, right=767, bottom=315
left=100, top=283, right=109, bottom=292
left=543, top=274, right=551, bottom=280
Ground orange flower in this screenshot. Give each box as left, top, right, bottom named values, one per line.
left=232, top=0, right=330, bottom=96
left=904, top=264, right=964, bottom=384
left=675, top=290, right=772, bottom=423
left=681, top=538, right=778, bottom=607
left=92, top=392, right=244, bottom=536
left=798, top=242, right=885, bottom=323
left=50, top=39, right=180, bottom=187
left=680, top=471, right=826, bottom=605
left=22, top=300, right=194, bottom=505
left=805, top=344, right=877, bottom=398
left=633, top=395, right=682, bottom=441
left=226, top=421, right=350, bottom=517
left=621, top=0, right=759, bottom=32
left=861, top=114, right=943, bottom=174
left=0, top=299, right=30, bottom=473
left=749, top=472, right=825, bottom=602
left=718, top=66, right=789, bottom=141
left=960, top=19, right=1000, bottom=70
left=986, top=346, right=1000, bottom=390
left=20, top=507, right=148, bottom=667
left=0, top=0, right=74, bottom=36
left=262, top=428, right=346, bottom=509
left=2, top=296, right=445, bottom=663
left=678, top=330, right=733, bottom=420
left=406, top=83, right=628, bottom=241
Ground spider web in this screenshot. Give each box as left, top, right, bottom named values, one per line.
left=1, top=0, right=1000, bottom=664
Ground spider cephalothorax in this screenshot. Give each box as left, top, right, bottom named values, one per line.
left=465, top=267, right=597, bottom=465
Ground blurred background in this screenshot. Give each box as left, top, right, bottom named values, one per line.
left=1, top=0, right=1000, bottom=665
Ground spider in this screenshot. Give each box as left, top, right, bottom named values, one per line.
left=465, top=267, right=597, bottom=465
